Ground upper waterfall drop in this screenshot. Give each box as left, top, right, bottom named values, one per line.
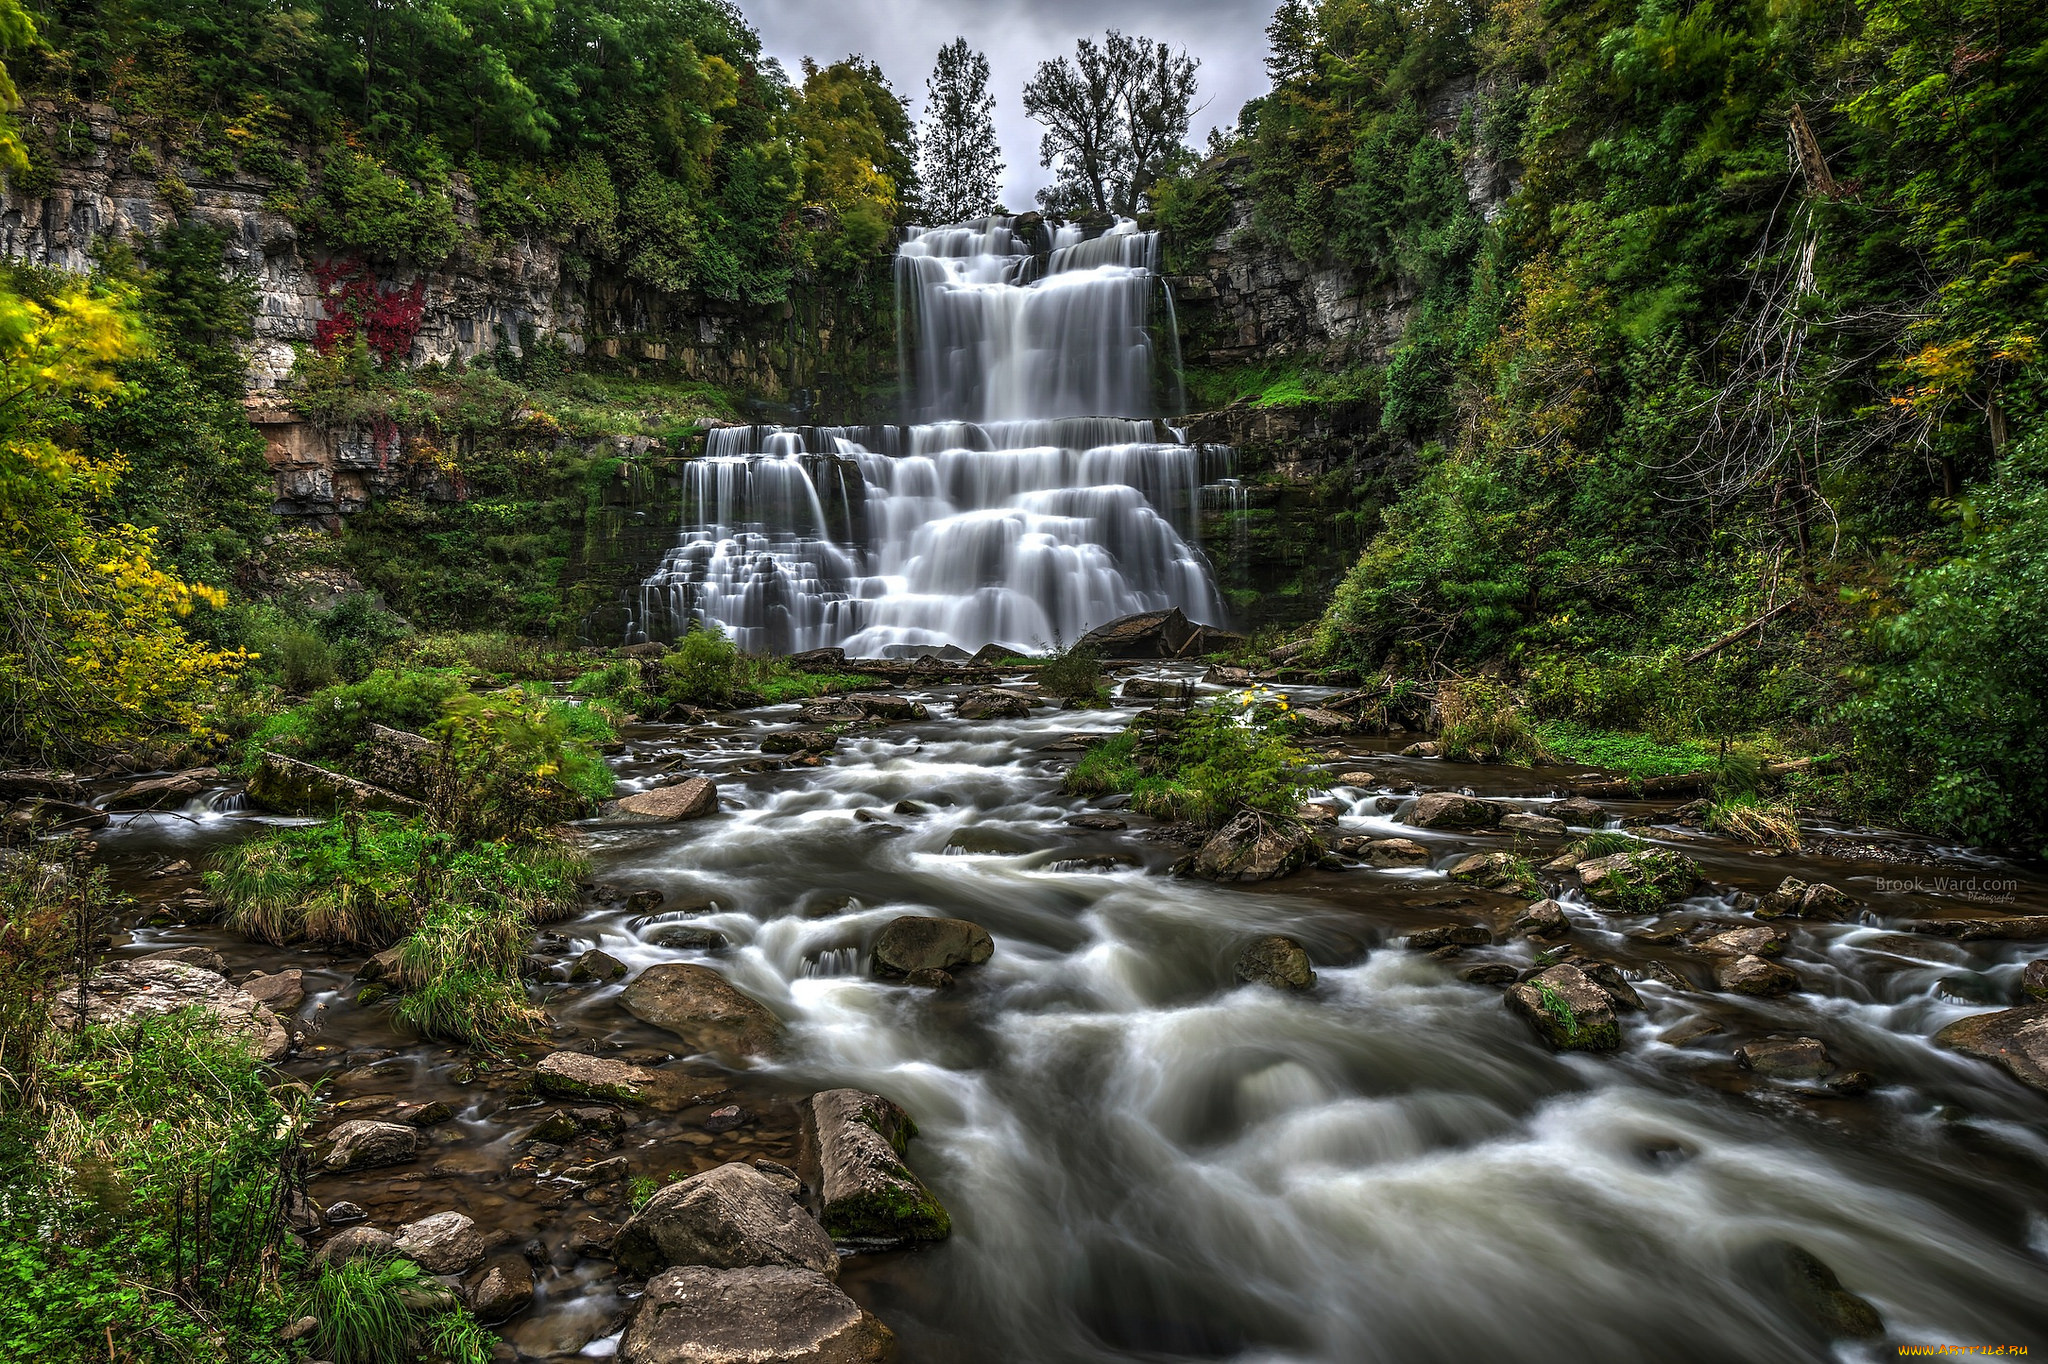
left=633, top=216, right=1231, bottom=657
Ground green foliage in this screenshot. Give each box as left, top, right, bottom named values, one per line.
left=240, top=667, right=469, bottom=771
left=205, top=813, right=585, bottom=947
left=430, top=687, right=615, bottom=840
left=1069, top=701, right=1317, bottom=827
left=660, top=625, right=746, bottom=708
left=313, top=148, right=460, bottom=265
left=1434, top=676, right=1547, bottom=764
left=299, top=1254, right=490, bottom=1364
left=1529, top=722, right=1714, bottom=781
left=1036, top=640, right=1109, bottom=707
left=390, top=900, right=545, bottom=1045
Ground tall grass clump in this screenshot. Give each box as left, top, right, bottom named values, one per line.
left=1037, top=639, right=1109, bottom=707
left=1435, top=677, right=1551, bottom=764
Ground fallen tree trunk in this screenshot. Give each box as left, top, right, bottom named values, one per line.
left=1684, top=599, right=1802, bottom=665
left=1566, top=773, right=1715, bottom=799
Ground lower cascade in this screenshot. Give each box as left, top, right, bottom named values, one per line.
left=633, top=219, right=1233, bottom=657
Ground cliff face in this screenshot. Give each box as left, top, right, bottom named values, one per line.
left=0, top=100, right=898, bottom=521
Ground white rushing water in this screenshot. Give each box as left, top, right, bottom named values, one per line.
left=634, top=218, right=1229, bottom=657
left=559, top=688, right=2048, bottom=1362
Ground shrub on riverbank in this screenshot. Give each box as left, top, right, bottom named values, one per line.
left=655, top=626, right=877, bottom=710
left=1036, top=640, right=1110, bottom=707
left=390, top=900, right=548, bottom=1045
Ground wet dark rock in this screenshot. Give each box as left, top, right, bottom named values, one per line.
left=1506, top=964, right=1621, bottom=1052
left=564, top=1156, right=633, bottom=1186
left=1691, top=924, right=1791, bottom=958
left=894, top=800, right=929, bottom=815
left=1658, top=1016, right=1727, bottom=1046
left=1758, top=877, right=1856, bottom=921
left=1547, top=797, right=1608, bottom=827
left=1046, top=853, right=1136, bottom=872
left=1826, top=1070, right=1877, bottom=1097
left=1359, top=837, right=1431, bottom=867
left=1563, top=958, right=1645, bottom=1012
left=324, top=1201, right=367, bottom=1223
left=1065, top=813, right=1128, bottom=831
left=1295, top=801, right=1341, bottom=825
left=102, top=771, right=208, bottom=810
left=52, top=959, right=290, bottom=1062
left=241, top=968, right=305, bottom=1012
left=904, top=968, right=955, bottom=989
left=1576, top=849, right=1704, bottom=913
left=569, top=948, right=629, bottom=983
left=1121, top=676, right=1190, bottom=701
left=644, top=925, right=730, bottom=952
left=1934, top=1004, right=2048, bottom=1094
left=1715, top=954, right=1799, bottom=997
left=391, top=1100, right=453, bottom=1127
left=785, top=647, right=846, bottom=672
left=1736, top=1037, right=1831, bottom=1080
left=566, top=1216, right=617, bottom=1259
left=1446, top=851, right=1537, bottom=894
left=1408, top=923, right=1490, bottom=951
left=1234, top=936, right=1317, bottom=991
left=620, top=964, right=785, bottom=1060
left=810, top=1089, right=950, bottom=1248
left=395, top=1211, right=486, bottom=1275
left=762, top=729, right=837, bottom=755
left=1405, top=792, right=1502, bottom=829
left=529, top=1110, right=580, bottom=1144
left=1460, top=963, right=1521, bottom=987
left=468, top=1256, right=535, bottom=1321
left=1287, top=707, right=1352, bottom=737
left=1399, top=741, right=1442, bottom=758
left=843, top=693, right=928, bottom=721
left=797, top=699, right=868, bottom=723
left=1514, top=899, right=1571, bottom=938
left=1500, top=811, right=1567, bottom=837
left=315, top=1225, right=395, bottom=1266
left=753, top=1159, right=805, bottom=1201
left=138, top=945, right=227, bottom=974
left=870, top=916, right=994, bottom=978
left=955, top=689, right=1032, bottom=720
left=2025, top=959, right=2048, bottom=1002
left=1755, top=1242, right=1885, bottom=1340
left=627, top=887, right=666, bottom=912
left=619, top=1265, right=893, bottom=1364
left=704, top=1105, right=749, bottom=1134
left=1194, top=811, right=1316, bottom=883
left=614, top=778, right=720, bottom=822
left=613, top=1162, right=838, bottom=1280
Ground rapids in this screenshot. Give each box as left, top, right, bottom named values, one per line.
left=99, top=666, right=2048, bottom=1362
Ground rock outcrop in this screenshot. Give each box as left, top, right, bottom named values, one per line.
left=620, top=964, right=784, bottom=1060
left=1195, top=811, right=1316, bottom=883
left=52, top=958, right=290, bottom=1062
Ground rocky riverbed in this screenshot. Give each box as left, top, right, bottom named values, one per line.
left=48, top=661, right=2048, bottom=1361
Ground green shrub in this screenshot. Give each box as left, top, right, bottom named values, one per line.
left=660, top=626, right=744, bottom=707
left=302, top=1255, right=427, bottom=1364
left=254, top=625, right=339, bottom=693
left=430, top=689, right=615, bottom=839
left=1064, top=730, right=1141, bottom=797
left=1036, top=640, right=1109, bottom=707
left=1066, top=702, right=1316, bottom=827
left=1530, top=721, right=1715, bottom=781
left=1435, top=677, right=1549, bottom=764
left=237, top=667, right=468, bottom=773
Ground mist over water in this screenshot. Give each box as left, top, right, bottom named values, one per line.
left=634, top=218, right=1228, bottom=656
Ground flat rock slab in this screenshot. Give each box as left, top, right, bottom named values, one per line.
left=614, top=1163, right=837, bottom=1279
left=621, top=964, right=784, bottom=1060
left=620, top=1266, right=893, bottom=1364
left=52, top=959, right=290, bottom=1062
left=320, top=1119, right=420, bottom=1172
left=1716, top=954, right=1799, bottom=997
left=1901, top=916, right=2048, bottom=942
left=1737, top=1037, right=1831, bottom=1080
left=615, top=778, right=720, bottom=822
left=535, top=1051, right=725, bottom=1108
left=810, top=1089, right=950, bottom=1249
left=1936, top=1005, right=2048, bottom=1094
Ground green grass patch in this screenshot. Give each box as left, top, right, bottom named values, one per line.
left=1065, top=730, right=1141, bottom=796
left=1531, top=721, right=1715, bottom=780
left=1064, top=703, right=1316, bottom=827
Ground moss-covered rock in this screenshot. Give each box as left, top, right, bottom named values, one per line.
left=1505, top=964, right=1621, bottom=1052
left=1576, top=848, right=1703, bottom=913
left=809, top=1089, right=949, bottom=1249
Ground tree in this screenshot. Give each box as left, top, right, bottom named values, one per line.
left=788, top=55, right=918, bottom=274
left=1023, top=30, right=1199, bottom=218
left=917, top=38, right=1003, bottom=224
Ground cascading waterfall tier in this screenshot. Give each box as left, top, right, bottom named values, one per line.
left=633, top=218, right=1233, bottom=657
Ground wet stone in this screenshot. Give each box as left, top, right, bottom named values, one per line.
left=613, top=1162, right=837, bottom=1279
left=569, top=948, right=629, bottom=983
left=1234, top=935, right=1316, bottom=991
left=1506, top=964, right=1621, bottom=1052
left=1460, top=963, right=1520, bottom=987
left=1514, top=899, right=1571, bottom=938
left=320, top=1119, right=419, bottom=1172
left=1736, top=1037, right=1831, bottom=1080
left=1500, top=811, right=1567, bottom=837
left=1405, top=792, right=1503, bottom=829
left=1407, top=923, right=1490, bottom=951
left=1715, top=954, right=1799, bottom=998
left=811, top=1089, right=950, bottom=1249
left=315, top=1225, right=395, bottom=1267
left=871, top=916, right=994, bottom=978
left=1934, top=1004, right=2048, bottom=1094
left=620, top=964, right=785, bottom=1060
left=619, top=1265, right=893, bottom=1364
left=394, top=1211, right=486, bottom=1276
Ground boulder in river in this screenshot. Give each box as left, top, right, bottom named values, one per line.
left=1360, top=837, right=1431, bottom=867
left=1898, top=915, right=2048, bottom=942
left=1235, top=936, right=1316, bottom=991
left=467, top=1256, right=535, bottom=1321
left=320, top=1119, right=420, bottom=1172
left=535, top=1050, right=713, bottom=1106
left=619, top=1265, right=893, bottom=1364
left=844, top=693, right=928, bottom=721
left=1076, top=607, right=1197, bottom=659
left=955, top=689, right=1032, bottom=720
left=1405, top=792, right=1503, bottom=829
left=614, top=778, right=720, bottom=822
left=315, top=1224, right=396, bottom=1267
left=1514, top=899, right=1571, bottom=938
left=1758, top=877, right=1856, bottom=921
left=102, top=770, right=209, bottom=810
left=762, top=729, right=838, bottom=755
left=1753, top=1242, right=1885, bottom=1340
left=1546, top=797, right=1608, bottom=827
left=1934, top=1004, right=2048, bottom=1094
left=2024, top=959, right=2048, bottom=1002
left=1736, top=1037, right=1831, bottom=1079
left=809, top=1089, right=950, bottom=1248
left=241, top=968, right=305, bottom=1012
left=569, top=948, right=629, bottom=983
left=1690, top=924, right=1790, bottom=958
left=137, top=945, right=227, bottom=974
left=52, top=958, right=290, bottom=1062
left=1446, top=851, right=1538, bottom=894
left=394, top=1211, right=486, bottom=1275
left=1575, top=849, right=1703, bottom=913
left=1406, top=922, right=1490, bottom=951
left=620, top=964, right=784, bottom=1060
left=1195, top=811, right=1316, bottom=883
left=871, top=916, right=994, bottom=978
left=1715, top=953, right=1799, bottom=997
left=613, top=1162, right=838, bottom=1279
left=1506, top=964, right=1621, bottom=1052
left=1500, top=811, right=1567, bottom=837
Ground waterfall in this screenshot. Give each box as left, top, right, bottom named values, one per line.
left=634, top=216, right=1236, bottom=657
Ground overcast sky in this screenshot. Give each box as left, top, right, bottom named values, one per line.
left=744, top=0, right=1283, bottom=210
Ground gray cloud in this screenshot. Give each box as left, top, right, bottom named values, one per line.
left=743, top=0, right=1280, bottom=210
